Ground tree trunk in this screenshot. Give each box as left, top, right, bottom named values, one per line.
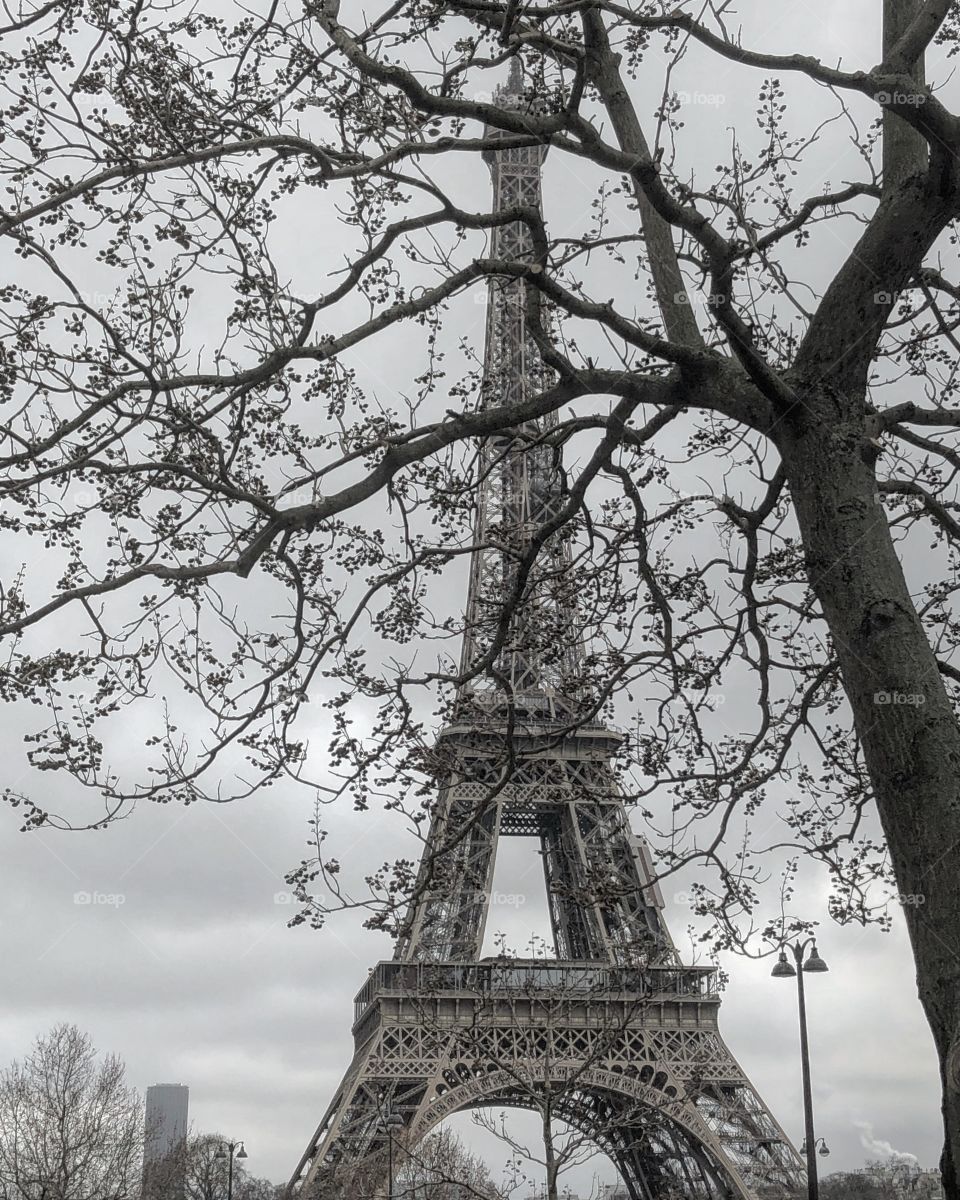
left=882, top=0, right=927, bottom=188
left=542, top=1104, right=559, bottom=1200
left=778, top=405, right=960, bottom=1200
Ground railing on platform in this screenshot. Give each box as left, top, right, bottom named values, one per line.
left=354, top=959, right=718, bottom=1023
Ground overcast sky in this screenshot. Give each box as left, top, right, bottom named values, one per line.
left=1, top=0, right=956, bottom=1194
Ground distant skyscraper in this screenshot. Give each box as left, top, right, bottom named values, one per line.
left=143, top=1084, right=189, bottom=1196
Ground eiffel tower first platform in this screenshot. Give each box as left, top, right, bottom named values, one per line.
left=288, top=63, right=806, bottom=1200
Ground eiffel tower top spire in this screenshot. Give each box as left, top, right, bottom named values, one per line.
left=457, top=64, right=585, bottom=725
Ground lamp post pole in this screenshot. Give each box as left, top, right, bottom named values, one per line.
left=380, top=1108, right=403, bottom=1200
left=795, top=943, right=818, bottom=1200
left=772, top=938, right=830, bottom=1200
left=214, top=1140, right=247, bottom=1200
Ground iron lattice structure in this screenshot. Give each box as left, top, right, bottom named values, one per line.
left=289, top=65, right=806, bottom=1200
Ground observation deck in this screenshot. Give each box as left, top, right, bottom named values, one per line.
left=352, top=958, right=720, bottom=1041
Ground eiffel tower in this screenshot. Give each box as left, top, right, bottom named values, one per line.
left=288, top=63, right=806, bottom=1200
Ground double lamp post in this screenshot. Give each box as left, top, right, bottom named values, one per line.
left=772, top=938, right=831, bottom=1200
left=214, top=1139, right=247, bottom=1200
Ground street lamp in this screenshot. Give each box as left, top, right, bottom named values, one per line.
left=214, top=1140, right=248, bottom=1200
left=800, top=1138, right=831, bottom=1158
left=379, top=1109, right=404, bottom=1200
left=772, top=939, right=829, bottom=1200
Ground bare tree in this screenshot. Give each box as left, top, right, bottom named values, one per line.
left=0, top=1024, right=143, bottom=1200
left=308, top=1118, right=506, bottom=1200
left=158, top=1134, right=279, bottom=1200
left=471, top=1104, right=605, bottom=1200
left=821, top=1171, right=893, bottom=1200
left=4, top=0, right=960, bottom=1192
left=821, top=1160, right=945, bottom=1200
left=394, top=1128, right=506, bottom=1200
left=233, top=1177, right=285, bottom=1200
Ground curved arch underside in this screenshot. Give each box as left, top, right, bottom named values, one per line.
left=446, top=1087, right=737, bottom=1200
left=416, top=1052, right=802, bottom=1196
left=419, top=1064, right=799, bottom=1200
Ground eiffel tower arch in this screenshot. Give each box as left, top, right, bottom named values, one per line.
left=288, top=62, right=806, bottom=1200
